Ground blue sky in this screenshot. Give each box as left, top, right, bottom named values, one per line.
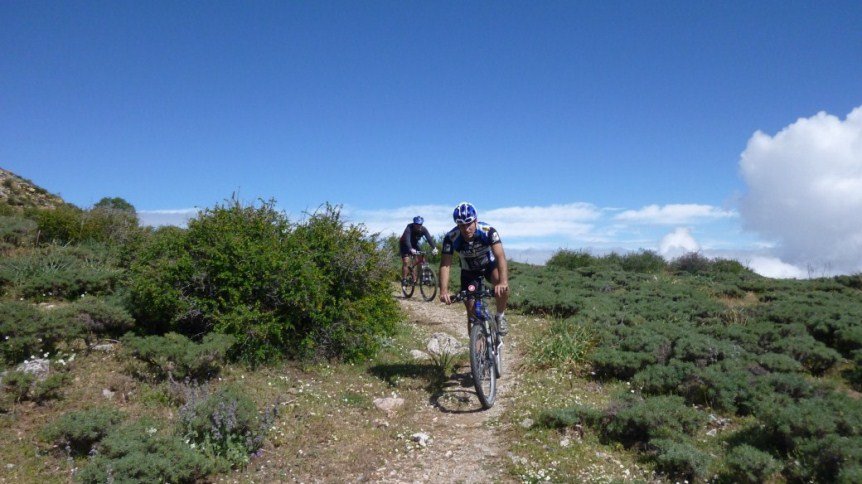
left=2, top=1, right=861, bottom=276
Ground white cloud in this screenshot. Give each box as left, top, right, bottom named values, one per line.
left=739, top=105, right=862, bottom=275
left=138, top=208, right=199, bottom=227
left=659, top=227, right=700, bottom=258
left=614, top=204, right=736, bottom=224
left=485, top=203, right=601, bottom=238
left=746, top=256, right=806, bottom=279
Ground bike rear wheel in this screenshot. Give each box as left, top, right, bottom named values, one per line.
left=469, top=323, right=496, bottom=409
left=419, top=266, right=437, bottom=302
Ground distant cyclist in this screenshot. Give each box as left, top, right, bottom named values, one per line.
left=400, top=216, right=437, bottom=286
left=439, top=202, right=510, bottom=335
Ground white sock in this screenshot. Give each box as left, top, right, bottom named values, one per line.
left=496, top=312, right=505, bottom=319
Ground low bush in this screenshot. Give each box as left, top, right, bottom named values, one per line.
left=723, top=444, right=782, bottom=483
left=536, top=404, right=604, bottom=429
left=1, top=369, right=68, bottom=405
left=0, top=301, right=78, bottom=365
left=77, top=419, right=212, bottom=483
left=650, top=438, right=710, bottom=481
left=546, top=249, right=595, bottom=271
left=122, top=333, right=235, bottom=382
left=620, top=250, right=667, bottom=274
left=603, top=395, right=705, bottom=446
left=0, top=215, right=37, bottom=250
left=0, top=244, right=122, bottom=300
left=39, top=407, right=125, bottom=456
left=178, top=385, right=273, bottom=469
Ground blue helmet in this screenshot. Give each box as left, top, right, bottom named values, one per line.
left=413, top=216, right=424, bottom=225
left=452, top=202, right=477, bottom=224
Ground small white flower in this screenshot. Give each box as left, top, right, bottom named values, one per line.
left=147, top=427, right=157, bottom=435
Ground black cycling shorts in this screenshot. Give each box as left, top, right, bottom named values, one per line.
left=399, top=242, right=414, bottom=258
left=460, top=263, right=497, bottom=291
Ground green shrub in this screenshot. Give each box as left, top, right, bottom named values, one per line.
left=546, top=249, right=596, bottom=271
left=603, top=395, right=706, bottom=446
left=122, top=333, right=234, bottom=382
left=178, top=385, right=272, bottom=469
left=0, top=244, right=122, bottom=300
left=77, top=419, right=212, bottom=483
left=0, top=215, right=37, bottom=249
left=33, top=199, right=139, bottom=246
left=670, top=252, right=711, bottom=274
left=39, top=407, right=125, bottom=456
left=40, top=298, right=135, bottom=347
left=1, top=369, right=68, bottom=404
left=129, top=199, right=399, bottom=365
left=620, top=250, right=667, bottom=274
left=0, top=301, right=80, bottom=364
left=723, top=444, right=782, bottom=483
left=536, top=404, right=604, bottom=429
left=650, top=438, right=710, bottom=481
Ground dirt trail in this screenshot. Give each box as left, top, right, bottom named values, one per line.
left=369, top=294, right=523, bottom=483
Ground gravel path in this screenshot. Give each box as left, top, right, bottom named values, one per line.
left=369, top=294, right=523, bottom=483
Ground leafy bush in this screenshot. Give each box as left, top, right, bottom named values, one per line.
left=129, top=199, right=399, bottom=365
left=536, top=404, right=604, bottom=429
left=178, top=385, right=273, bottom=469
left=77, top=419, right=212, bottom=483
left=1, top=369, right=68, bottom=404
left=0, top=215, right=37, bottom=251
left=603, top=395, right=705, bottom=446
left=39, top=407, right=125, bottom=456
left=33, top=199, right=139, bottom=246
left=0, top=244, right=122, bottom=300
left=670, top=251, right=711, bottom=274
left=55, top=298, right=135, bottom=344
left=723, top=444, right=782, bottom=483
left=122, top=333, right=235, bottom=382
left=650, top=438, right=710, bottom=481
left=0, top=301, right=79, bottom=364
left=546, top=249, right=595, bottom=271
left=620, top=250, right=667, bottom=274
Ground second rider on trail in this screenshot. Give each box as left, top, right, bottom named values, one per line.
left=438, top=202, right=510, bottom=336
left=400, top=216, right=437, bottom=286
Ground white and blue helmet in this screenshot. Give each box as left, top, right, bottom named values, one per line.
left=452, top=202, right=477, bottom=224
left=413, top=216, right=424, bottom=225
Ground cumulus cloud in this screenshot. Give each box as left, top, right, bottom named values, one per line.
left=614, top=204, right=736, bottom=224
left=739, top=105, right=862, bottom=275
left=746, top=256, right=807, bottom=279
left=138, top=208, right=199, bottom=227
left=485, top=203, right=601, bottom=237
left=659, top=227, right=700, bottom=258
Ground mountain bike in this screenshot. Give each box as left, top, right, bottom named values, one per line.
left=452, top=282, right=503, bottom=409
left=401, top=251, right=438, bottom=302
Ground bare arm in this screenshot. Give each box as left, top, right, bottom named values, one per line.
left=439, top=253, right=453, bottom=304
left=492, top=243, right=508, bottom=297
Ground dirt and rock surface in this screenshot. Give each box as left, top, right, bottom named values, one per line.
left=368, top=294, right=523, bottom=483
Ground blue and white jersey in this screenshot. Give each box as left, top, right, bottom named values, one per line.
left=442, top=222, right=501, bottom=271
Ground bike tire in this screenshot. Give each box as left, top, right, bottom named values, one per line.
left=469, top=323, right=496, bottom=409
left=419, top=266, right=438, bottom=302
left=401, top=276, right=415, bottom=298
left=495, top=334, right=503, bottom=379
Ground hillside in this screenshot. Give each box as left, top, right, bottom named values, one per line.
left=0, top=167, right=64, bottom=209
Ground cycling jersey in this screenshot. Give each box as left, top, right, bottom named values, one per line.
left=441, top=222, right=501, bottom=271
left=400, top=223, right=434, bottom=255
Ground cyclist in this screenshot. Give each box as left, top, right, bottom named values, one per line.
left=400, top=216, right=437, bottom=286
left=439, top=202, right=510, bottom=335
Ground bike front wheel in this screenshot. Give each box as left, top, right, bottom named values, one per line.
left=469, top=323, right=497, bottom=409
left=419, top=266, right=438, bottom=302
left=401, top=275, right=415, bottom=298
